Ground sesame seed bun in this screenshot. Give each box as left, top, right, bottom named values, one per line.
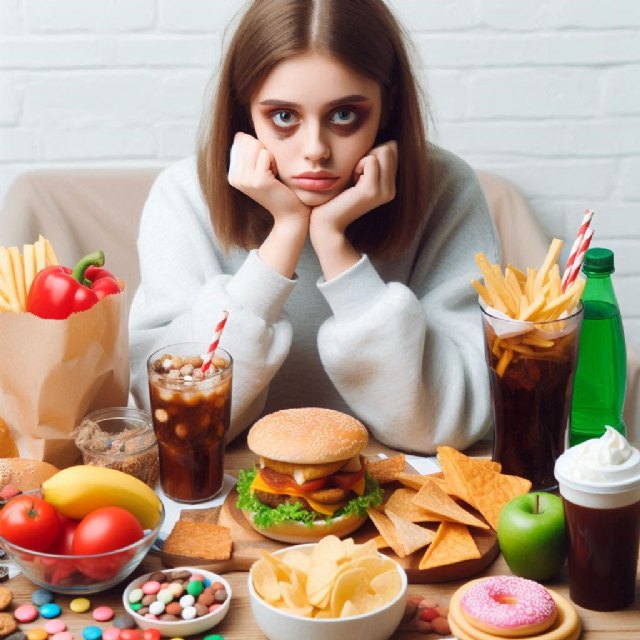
left=247, top=408, right=368, bottom=464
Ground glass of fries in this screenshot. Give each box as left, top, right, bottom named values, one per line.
left=474, top=240, right=585, bottom=491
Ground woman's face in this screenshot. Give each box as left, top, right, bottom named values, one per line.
left=250, top=52, right=383, bottom=207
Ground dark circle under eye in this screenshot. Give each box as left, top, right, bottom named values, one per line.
left=272, top=111, right=298, bottom=127
left=331, top=109, right=357, bottom=125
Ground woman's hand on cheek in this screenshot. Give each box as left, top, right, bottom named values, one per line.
left=228, top=132, right=310, bottom=222
left=309, top=140, right=397, bottom=280
left=310, top=140, right=398, bottom=235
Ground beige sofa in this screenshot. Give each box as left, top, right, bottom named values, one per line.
left=1, top=166, right=638, bottom=439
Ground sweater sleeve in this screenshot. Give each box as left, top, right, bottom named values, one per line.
left=317, top=152, right=501, bottom=454
left=128, top=159, right=296, bottom=442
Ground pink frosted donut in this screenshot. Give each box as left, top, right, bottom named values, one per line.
left=460, top=576, right=557, bottom=638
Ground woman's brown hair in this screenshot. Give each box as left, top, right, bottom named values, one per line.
left=197, top=0, right=429, bottom=257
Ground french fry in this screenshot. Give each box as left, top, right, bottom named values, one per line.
left=471, top=279, right=492, bottom=307
left=533, top=238, right=563, bottom=292
left=474, top=253, right=516, bottom=315
left=34, top=236, right=47, bottom=272
left=23, top=243, right=37, bottom=295
left=42, top=234, right=59, bottom=266
left=0, top=247, right=20, bottom=312
left=8, top=246, right=26, bottom=311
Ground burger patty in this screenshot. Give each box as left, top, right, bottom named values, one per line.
left=254, top=489, right=344, bottom=513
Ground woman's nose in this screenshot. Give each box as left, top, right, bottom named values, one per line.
left=303, top=122, right=330, bottom=162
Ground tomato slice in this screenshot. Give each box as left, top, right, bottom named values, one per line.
left=259, top=468, right=327, bottom=493
left=330, top=465, right=365, bottom=491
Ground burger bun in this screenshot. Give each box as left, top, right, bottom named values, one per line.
left=248, top=408, right=368, bottom=464
left=0, top=458, right=59, bottom=492
left=240, top=508, right=367, bottom=544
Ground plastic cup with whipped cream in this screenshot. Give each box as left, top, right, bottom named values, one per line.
left=554, top=426, right=640, bottom=611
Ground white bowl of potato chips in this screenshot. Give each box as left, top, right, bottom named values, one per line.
left=248, top=536, right=408, bottom=640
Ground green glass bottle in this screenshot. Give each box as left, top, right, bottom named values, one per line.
left=570, top=247, right=627, bottom=446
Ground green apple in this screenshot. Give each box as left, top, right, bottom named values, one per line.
left=497, top=492, right=566, bottom=582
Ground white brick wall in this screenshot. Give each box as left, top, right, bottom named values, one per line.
left=0, top=0, right=639, bottom=356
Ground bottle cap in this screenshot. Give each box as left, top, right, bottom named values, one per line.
left=582, top=247, right=614, bottom=275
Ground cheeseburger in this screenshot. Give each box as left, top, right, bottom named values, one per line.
left=237, top=408, right=383, bottom=542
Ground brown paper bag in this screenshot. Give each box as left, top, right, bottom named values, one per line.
left=0, top=293, right=129, bottom=468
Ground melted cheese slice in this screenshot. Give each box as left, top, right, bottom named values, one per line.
left=250, top=473, right=366, bottom=517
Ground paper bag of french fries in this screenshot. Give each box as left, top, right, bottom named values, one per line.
left=0, top=237, right=129, bottom=467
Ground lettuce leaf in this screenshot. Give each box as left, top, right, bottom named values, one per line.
left=236, top=467, right=383, bottom=530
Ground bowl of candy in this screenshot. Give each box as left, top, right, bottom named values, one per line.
left=122, top=567, right=231, bottom=637
left=248, top=538, right=408, bottom=640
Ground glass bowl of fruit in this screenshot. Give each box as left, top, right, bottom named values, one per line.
left=0, top=467, right=164, bottom=594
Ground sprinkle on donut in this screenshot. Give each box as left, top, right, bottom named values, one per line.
left=460, top=576, right=557, bottom=636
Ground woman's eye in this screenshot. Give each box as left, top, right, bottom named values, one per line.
left=330, top=109, right=357, bottom=126
left=271, top=111, right=299, bottom=128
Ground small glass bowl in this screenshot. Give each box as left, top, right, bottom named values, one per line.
left=0, top=498, right=165, bottom=595
left=73, top=407, right=159, bottom=488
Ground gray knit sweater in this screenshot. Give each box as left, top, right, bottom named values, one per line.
left=129, top=145, right=500, bottom=454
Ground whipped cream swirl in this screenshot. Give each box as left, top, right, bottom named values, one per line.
left=563, top=426, right=640, bottom=485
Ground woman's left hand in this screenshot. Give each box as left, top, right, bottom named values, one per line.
left=309, top=140, right=398, bottom=280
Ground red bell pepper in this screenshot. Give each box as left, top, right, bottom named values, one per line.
left=27, top=250, right=121, bottom=319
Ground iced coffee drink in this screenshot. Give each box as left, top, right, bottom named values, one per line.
left=555, top=427, right=640, bottom=611
left=147, top=343, right=232, bottom=503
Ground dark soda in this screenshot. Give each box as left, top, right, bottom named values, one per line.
left=563, top=498, right=640, bottom=611
left=482, top=310, right=582, bottom=490
left=148, top=346, right=232, bottom=503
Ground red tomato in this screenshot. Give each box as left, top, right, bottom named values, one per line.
left=331, top=465, right=365, bottom=491
left=0, top=495, right=61, bottom=551
left=72, top=507, right=144, bottom=581
left=72, top=506, right=143, bottom=555
left=47, top=514, right=80, bottom=555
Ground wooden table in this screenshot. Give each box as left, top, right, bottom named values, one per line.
left=4, top=437, right=640, bottom=639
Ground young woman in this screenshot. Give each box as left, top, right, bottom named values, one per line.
left=129, top=0, right=500, bottom=454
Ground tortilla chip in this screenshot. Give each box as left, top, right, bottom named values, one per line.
left=412, top=477, right=489, bottom=529
left=366, top=508, right=405, bottom=558
left=396, top=472, right=449, bottom=494
left=366, top=454, right=406, bottom=484
left=384, top=488, right=442, bottom=523
left=418, top=522, right=480, bottom=570
left=436, top=446, right=530, bottom=530
left=386, top=510, right=435, bottom=555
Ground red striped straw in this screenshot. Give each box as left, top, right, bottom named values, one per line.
left=201, top=310, right=229, bottom=374
left=563, top=226, right=594, bottom=291
left=561, top=208, right=594, bottom=291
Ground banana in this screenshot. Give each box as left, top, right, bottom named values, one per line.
left=42, top=465, right=163, bottom=530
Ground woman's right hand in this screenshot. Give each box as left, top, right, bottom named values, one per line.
left=228, top=132, right=310, bottom=223
left=228, top=132, right=310, bottom=278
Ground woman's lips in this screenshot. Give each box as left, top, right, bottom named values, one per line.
left=290, top=173, right=339, bottom=192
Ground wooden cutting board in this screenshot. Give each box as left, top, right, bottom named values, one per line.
left=161, top=488, right=499, bottom=584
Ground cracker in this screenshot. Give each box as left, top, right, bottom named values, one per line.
left=163, top=520, right=232, bottom=561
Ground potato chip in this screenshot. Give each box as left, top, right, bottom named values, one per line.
left=365, top=454, right=406, bottom=484
left=411, top=477, right=489, bottom=529
left=253, top=537, right=404, bottom=619
left=418, top=521, right=480, bottom=570
left=339, top=599, right=361, bottom=618
left=282, top=549, right=312, bottom=575
left=366, top=508, right=406, bottom=557
left=386, top=509, right=435, bottom=555
left=280, top=581, right=313, bottom=617
left=251, top=557, right=281, bottom=603
left=330, top=567, right=367, bottom=617
left=370, top=567, right=403, bottom=600
left=384, top=488, right=441, bottom=523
